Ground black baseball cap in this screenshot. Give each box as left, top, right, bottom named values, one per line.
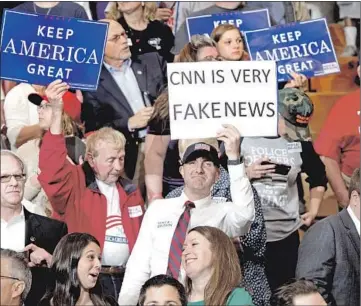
left=181, top=142, right=220, bottom=167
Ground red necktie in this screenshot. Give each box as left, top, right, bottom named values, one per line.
left=166, top=200, right=195, bottom=279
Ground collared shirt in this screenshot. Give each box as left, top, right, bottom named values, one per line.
left=1, top=206, right=25, bottom=251
left=118, top=164, right=255, bottom=305
left=104, top=60, right=147, bottom=138
left=347, top=205, right=360, bottom=236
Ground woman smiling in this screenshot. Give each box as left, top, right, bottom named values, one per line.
left=182, top=226, right=254, bottom=306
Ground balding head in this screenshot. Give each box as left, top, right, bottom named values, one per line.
left=101, top=19, right=131, bottom=65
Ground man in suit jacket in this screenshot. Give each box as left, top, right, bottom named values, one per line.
left=82, top=19, right=167, bottom=193
left=1, top=150, right=68, bottom=306
left=296, top=168, right=360, bottom=306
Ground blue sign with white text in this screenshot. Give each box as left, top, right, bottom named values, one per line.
left=186, top=9, right=271, bottom=41
left=244, top=19, right=340, bottom=82
left=0, top=10, right=108, bottom=90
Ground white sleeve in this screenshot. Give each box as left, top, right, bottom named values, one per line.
left=224, top=163, right=255, bottom=237
left=118, top=205, right=155, bottom=306
left=4, top=88, right=30, bottom=149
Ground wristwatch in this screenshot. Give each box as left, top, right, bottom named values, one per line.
left=227, top=156, right=244, bottom=165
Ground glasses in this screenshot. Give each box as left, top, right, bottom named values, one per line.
left=0, top=174, right=26, bottom=183
left=0, top=275, right=20, bottom=281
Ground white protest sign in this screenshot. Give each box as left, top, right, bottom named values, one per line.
left=167, top=61, right=278, bottom=140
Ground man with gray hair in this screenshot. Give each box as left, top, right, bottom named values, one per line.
left=1, top=150, right=67, bottom=305
left=1, top=248, right=32, bottom=306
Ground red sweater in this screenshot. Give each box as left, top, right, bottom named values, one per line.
left=315, top=89, right=360, bottom=177
left=38, top=132, right=144, bottom=252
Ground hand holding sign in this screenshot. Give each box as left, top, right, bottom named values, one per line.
left=45, top=79, right=69, bottom=111
left=216, top=124, right=240, bottom=161
left=284, top=72, right=307, bottom=89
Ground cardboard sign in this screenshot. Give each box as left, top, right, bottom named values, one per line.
left=244, top=18, right=340, bottom=82
left=167, top=61, right=278, bottom=140
left=186, top=9, right=271, bottom=41
left=0, top=10, right=108, bottom=90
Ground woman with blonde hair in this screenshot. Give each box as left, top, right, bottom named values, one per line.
left=211, top=24, right=250, bottom=61
left=106, top=1, right=174, bottom=62
left=211, top=24, right=308, bottom=90
left=16, top=91, right=83, bottom=217
left=183, top=226, right=254, bottom=305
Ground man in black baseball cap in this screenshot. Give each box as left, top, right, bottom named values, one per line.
left=180, top=142, right=220, bottom=168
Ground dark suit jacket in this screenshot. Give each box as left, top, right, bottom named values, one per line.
left=24, top=208, right=68, bottom=306
left=296, top=209, right=360, bottom=306
left=82, top=52, right=167, bottom=179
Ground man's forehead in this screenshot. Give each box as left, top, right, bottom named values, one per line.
left=95, top=141, right=124, bottom=155
left=0, top=257, right=10, bottom=272
left=1, top=155, right=21, bottom=173
left=108, top=23, right=125, bottom=36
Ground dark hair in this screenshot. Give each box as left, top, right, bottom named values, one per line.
left=139, top=274, right=187, bottom=306
left=40, top=233, right=110, bottom=306
left=271, top=279, right=320, bottom=306
left=349, top=168, right=360, bottom=198
left=1, top=249, right=32, bottom=303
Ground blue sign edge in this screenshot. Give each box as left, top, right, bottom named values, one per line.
left=243, top=18, right=341, bottom=82
left=0, top=9, right=109, bottom=91
left=185, top=8, right=271, bottom=42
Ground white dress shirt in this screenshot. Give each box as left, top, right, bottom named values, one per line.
left=1, top=206, right=25, bottom=251
left=347, top=205, right=360, bottom=236
left=118, top=164, right=255, bottom=305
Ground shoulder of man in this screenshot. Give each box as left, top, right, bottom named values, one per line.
left=118, top=176, right=142, bottom=198
left=28, top=210, right=67, bottom=230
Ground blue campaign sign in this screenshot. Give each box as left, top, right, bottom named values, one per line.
left=244, top=19, right=340, bottom=82
left=186, top=9, right=271, bottom=41
left=0, top=10, right=108, bottom=90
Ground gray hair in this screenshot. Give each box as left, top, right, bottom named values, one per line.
left=0, top=150, right=27, bottom=178
left=190, top=34, right=217, bottom=49
left=1, top=249, right=32, bottom=303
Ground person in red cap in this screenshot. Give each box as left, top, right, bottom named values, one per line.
left=3, top=81, right=82, bottom=151
left=38, top=79, right=145, bottom=301
left=15, top=88, right=83, bottom=217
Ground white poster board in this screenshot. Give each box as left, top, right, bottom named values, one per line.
left=167, top=61, right=278, bottom=140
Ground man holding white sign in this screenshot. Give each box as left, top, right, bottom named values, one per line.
left=168, top=60, right=278, bottom=140
left=119, top=124, right=255, bottom=305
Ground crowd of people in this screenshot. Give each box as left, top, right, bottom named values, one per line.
left=0, top=1, right=360, bottom=306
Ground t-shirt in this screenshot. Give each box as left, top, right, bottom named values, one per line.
left=241, top=137, right=327, bottom=241
left=119, top=18, right=175, bottom=63
left=147, top=116, right=184, bottom=195
left=314, top=89, right=360, bottom=177
left=96, top=179, right=129, bottom=266
left=13, top=1, right=89, bottom=19
left=188, top=287, right=254, bottom=306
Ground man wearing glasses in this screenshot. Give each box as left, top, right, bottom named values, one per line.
left=0, top=150, right=67, bottom=306
left=1, top=249, right=32, bottom=306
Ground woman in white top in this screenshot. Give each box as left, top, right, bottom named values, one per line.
left=4, top=83, right=46, bottom=151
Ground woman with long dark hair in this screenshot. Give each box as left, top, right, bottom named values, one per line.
left=39, top=233, right=117, bottom=306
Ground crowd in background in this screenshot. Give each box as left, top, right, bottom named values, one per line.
left=0, top=1, right=360, bottom=306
